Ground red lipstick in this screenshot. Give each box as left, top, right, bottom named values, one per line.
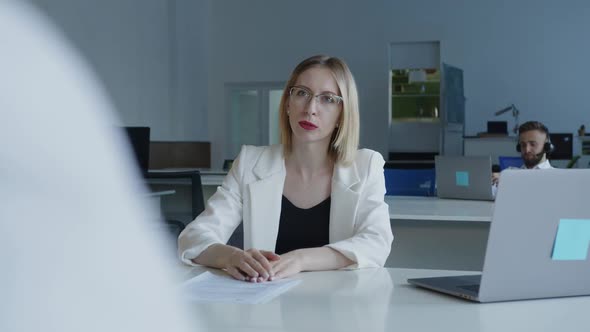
left=298, top=121, right=318, bottom=130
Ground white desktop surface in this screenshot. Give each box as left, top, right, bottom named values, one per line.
left=178, top=266, right=590, bottom=332
left=150, top=173, right=492, bottom=223
left=146, top=190, right=176, bottom=197
left=386, top=195, right=494, bottom=222
left=148, top=168, right=227, bottom=186
left=146, top=190, right=175, bottom=210
left=149, top=171, right=495, bottom=222
left=199, top=170, right=227, bottom=186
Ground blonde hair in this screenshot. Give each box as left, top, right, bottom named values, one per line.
left=278, top=55, right=359, bottom=165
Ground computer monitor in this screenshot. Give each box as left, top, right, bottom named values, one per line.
left=549, top=133, right=573, bottom=160
left=487, top=121, right=508, bottom=135
left=124, top=127, right=150, bottom=174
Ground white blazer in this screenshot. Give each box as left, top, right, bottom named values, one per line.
left=178, top=145, right=393, bottom=269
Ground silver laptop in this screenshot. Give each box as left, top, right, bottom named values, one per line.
left=409, top=169, right=590, bottom=302
left=435, top=156, right=494, bottom=201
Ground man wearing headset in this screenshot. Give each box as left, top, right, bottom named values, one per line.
left=492, top=121, right=554, bottom=186
left=515, top=121, right=555, bottom=169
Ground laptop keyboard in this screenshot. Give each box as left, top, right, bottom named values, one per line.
left=457, top=284, right=480, bottom=293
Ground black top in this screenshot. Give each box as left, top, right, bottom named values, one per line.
left=274, top=195, right=331, bottom=255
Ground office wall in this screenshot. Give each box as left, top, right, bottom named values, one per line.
left=208, top=0, right=590, bottom=166
left=32, top=0, right=209, bottom=141
left=384, top=0, right=590, bottom=137
left=32, top=0, right=590, bottom=165
left=207, top=0, right=389, bottom=167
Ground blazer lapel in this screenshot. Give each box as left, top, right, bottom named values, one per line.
left=330, top=161, right=361, bottom=243
left=245, top=145, right=285, bottom=251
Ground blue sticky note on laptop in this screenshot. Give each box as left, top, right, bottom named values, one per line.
left=552, top=219, right=590, bottom=260
left=455, top=171, right=469, bottom=187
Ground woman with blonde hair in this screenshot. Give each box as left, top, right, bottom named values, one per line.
left=178, top=55, right=393, bottom=281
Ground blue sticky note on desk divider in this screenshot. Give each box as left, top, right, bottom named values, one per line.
left=455, top=171, right=469, bottom=187
left=551, top=219, right=590, bottom=260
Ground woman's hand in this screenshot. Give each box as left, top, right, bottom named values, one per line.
left=270, top=250, right=303, bottom=280
left=223, top=247, right=280, bottom=282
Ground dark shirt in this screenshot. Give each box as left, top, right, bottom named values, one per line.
left=274, top=195, right=331, bottom=255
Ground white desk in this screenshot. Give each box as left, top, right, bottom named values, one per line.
left=386, top=195, right=494, bottom=222
left=148, top=168, right=227, bottom=186
left=150, top=175, right=497, bottom=223
left=151, top=177, right=495, bottom=222
left=199, top=169, right=227, bottom=186
left=179, top=266, right=590, bottom=332
left=147, top=190, right=176, bottom=198
left=146, top=169, right=225, bottom=221
left=146, top=190, right=175, bottom=211
left=385, top=196, right=494, bottom=271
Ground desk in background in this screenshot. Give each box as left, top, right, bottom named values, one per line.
left=146, top=190, right=176, bottom=212
left=386, top=195, right=493, bottom=222
left=179, top=265, right=590, bottom=332
left=147, top=176, right=494, bottom=271
left=385, top=196, right=494, bottom=271
left=146, top=169, right=211, bottom=220
left=148, top=169, right=226, bottom=187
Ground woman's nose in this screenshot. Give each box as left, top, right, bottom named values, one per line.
left=304, top=97, right=319, bottom=115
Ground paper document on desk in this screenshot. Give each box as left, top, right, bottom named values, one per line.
left=180, top=271, right=301, bottom=304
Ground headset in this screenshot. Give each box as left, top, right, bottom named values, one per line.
left=516, top=122, right=554, bottom=155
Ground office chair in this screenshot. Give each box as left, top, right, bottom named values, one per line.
left=165, top=219, right=186, bottom=239
left=384, top=168, right=436, bottom=196
left=226, top=223, right=244, bottom=249
left=145, top=170, right=206, bottom=240
left=223, top=159, right=234, bottom=171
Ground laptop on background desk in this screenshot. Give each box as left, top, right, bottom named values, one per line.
left=435, top=156, right=495, bottom=201
left=409, top=169, right=590, bottom=302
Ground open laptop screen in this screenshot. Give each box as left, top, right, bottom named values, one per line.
left=435, top=156, right=494, bottom=201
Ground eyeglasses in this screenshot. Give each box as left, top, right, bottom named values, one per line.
left=289, top=86, right=343, bottom=112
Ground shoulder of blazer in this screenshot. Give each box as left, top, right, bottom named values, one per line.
left=238, top=145, right=285, bottom=180
left=353, top=149, right=385, bottom=184
left=354, top=148, right=384, bottom=173
left=354, top=149, right=383, bottom=171
left=333, top=149, right=384, bottom=191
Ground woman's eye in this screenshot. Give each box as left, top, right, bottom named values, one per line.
left=297, top=89, right=310, bottom=97
left=321, top=95, right=336, bottom=104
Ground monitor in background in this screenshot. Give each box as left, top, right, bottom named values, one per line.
left=487, top=121, right=508, bottom=135
left=124, top=127, right=150, bottom=175
left=549, top=133, right=573, bottom=160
